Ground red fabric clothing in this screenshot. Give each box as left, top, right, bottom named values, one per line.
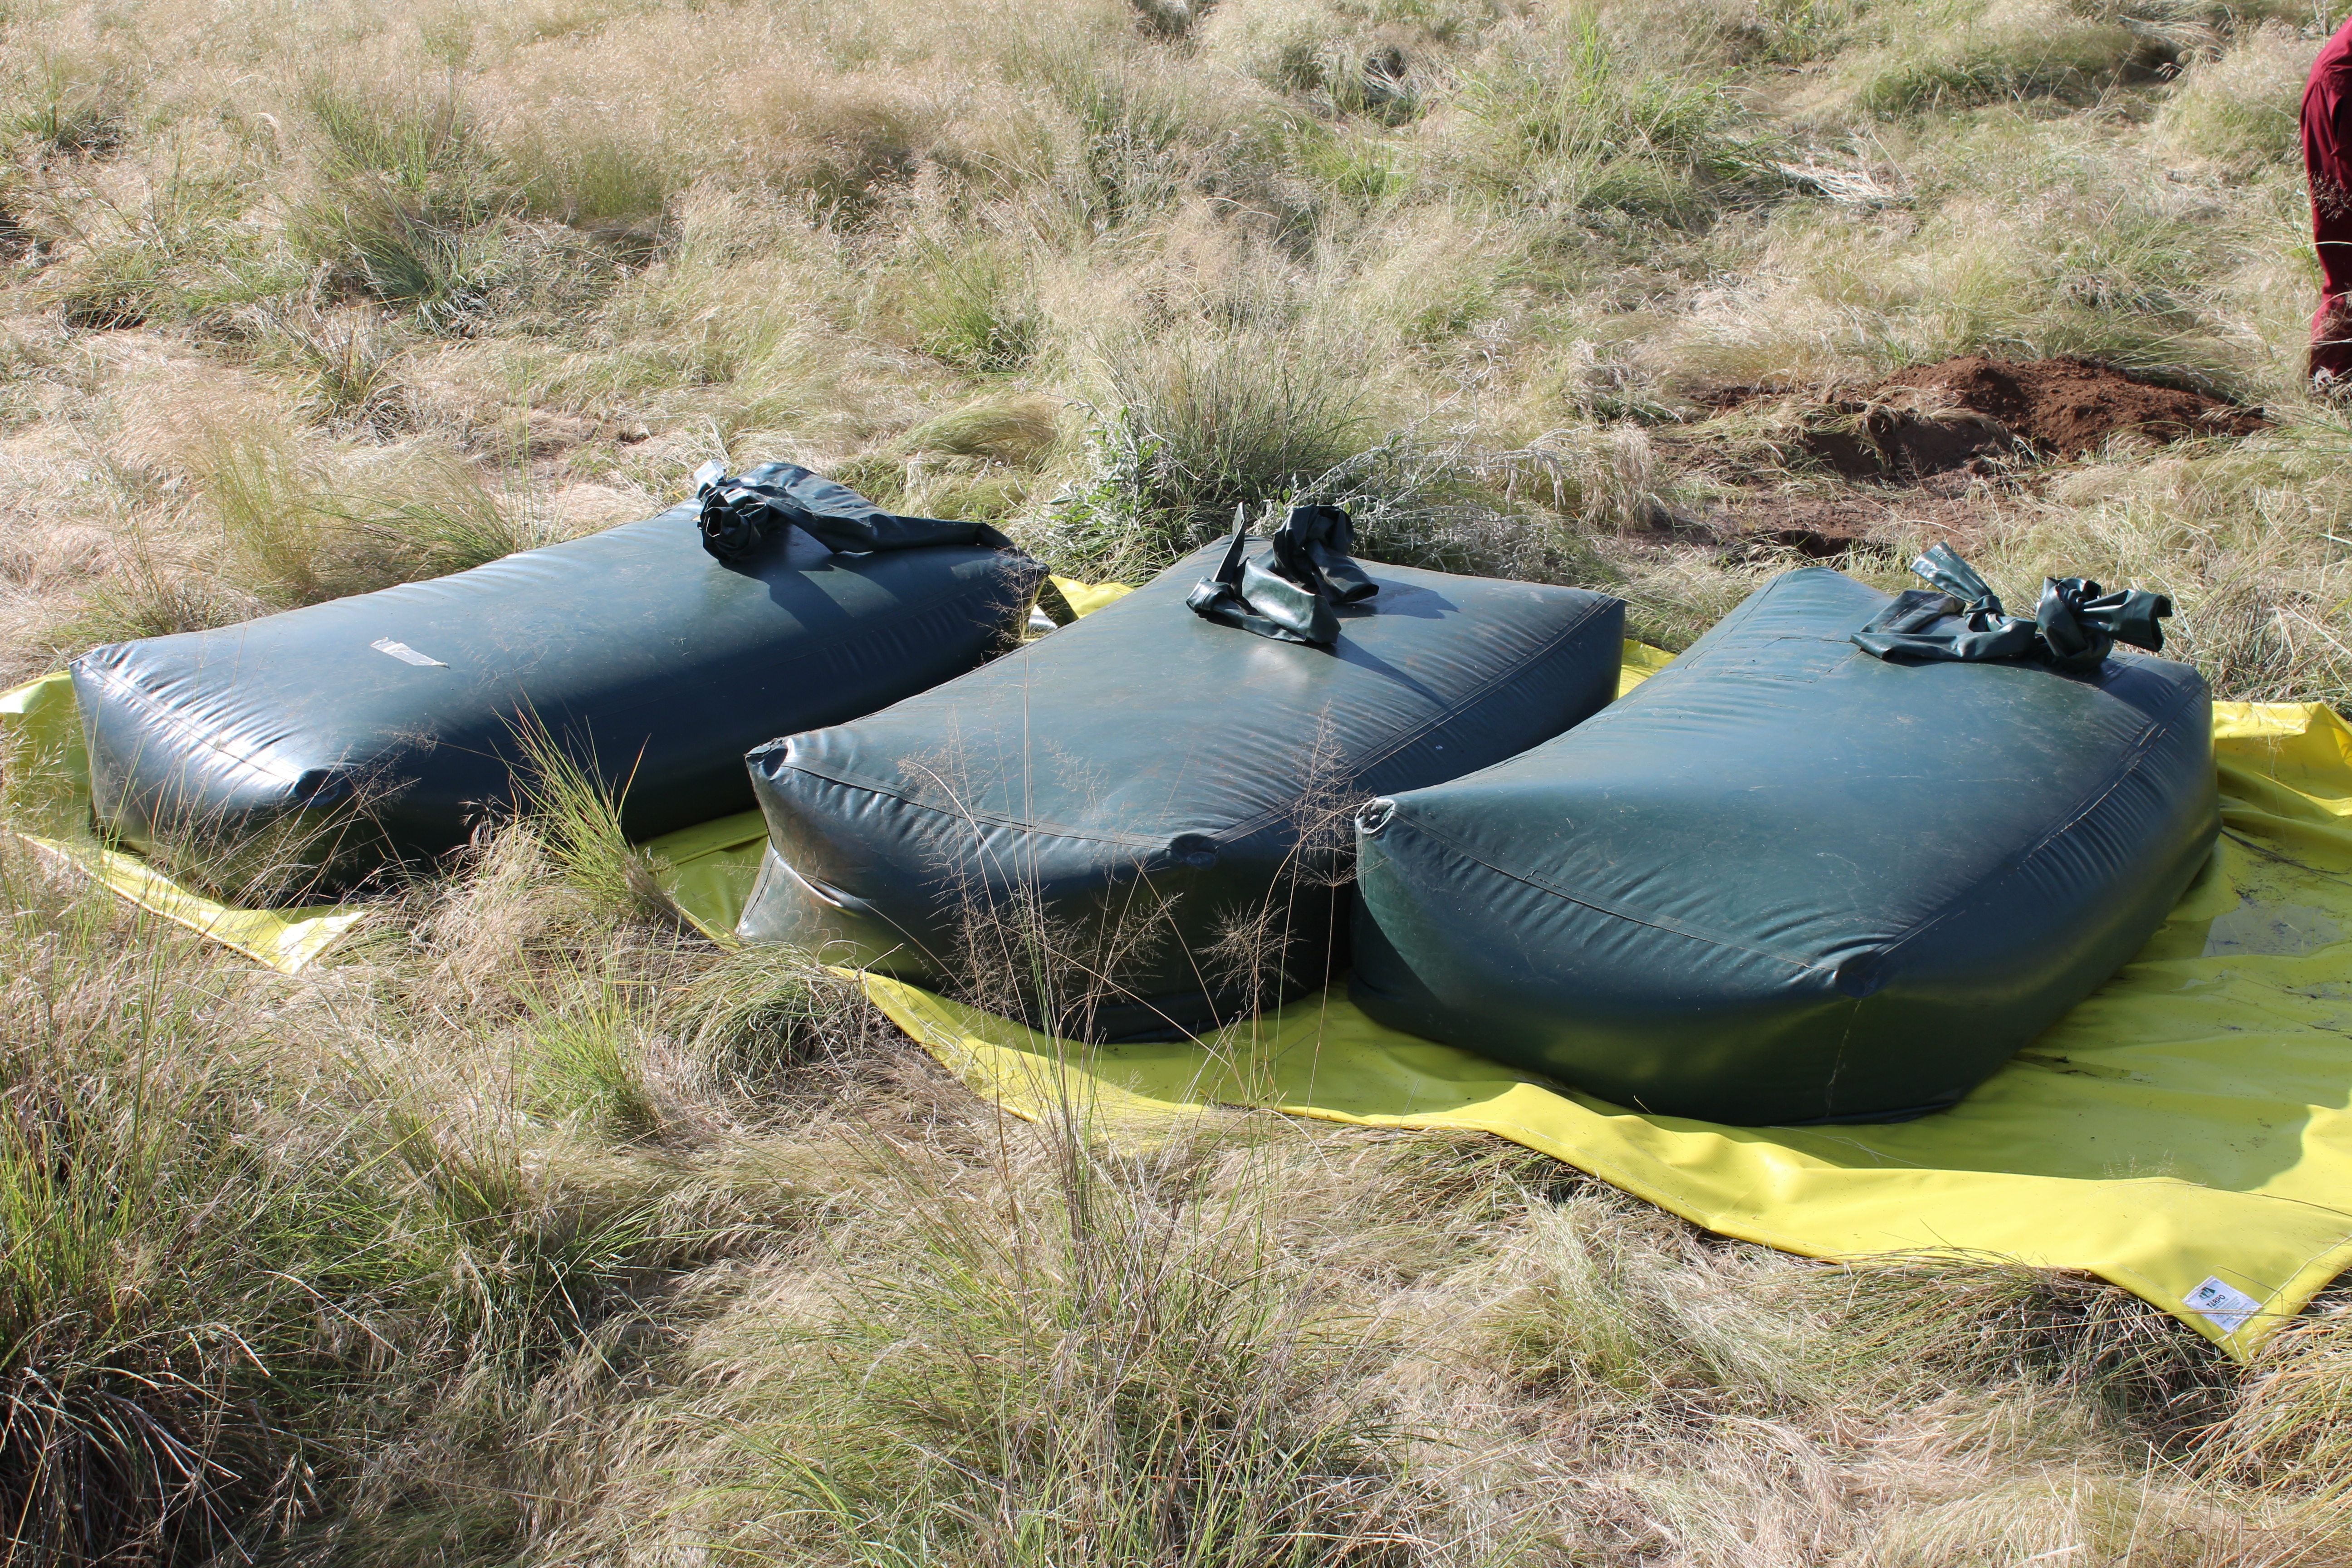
left=2303, top=18, right=2352, bottom=379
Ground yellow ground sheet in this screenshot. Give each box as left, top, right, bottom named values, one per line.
left=648, top=645, right=2352, bottom=1359
left=9, top=631, right=2350, bottom=1357
left=0, top=671, right=364, bottom=968
left=1047, top=573, right=1135, bottom=618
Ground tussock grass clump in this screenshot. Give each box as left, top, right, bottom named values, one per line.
left=1037, top=333, right=1372, bottom=576
left=507, top=711, right=681, bottom=929
left=7, top=64, right=130, bottom=157
left=706, top=1125, right=1419, bottom=1565
left=1452, top=15, right=1764, bottom=224
left=285, top=77, right=514, bottom=324
left=1478, top=1188, right=1809, bottom=1410
left=1833, top=0, right=2217, bottom=122
left=522, top=976, right=667, bottom=1141
left=186, top=417, right=531, bottom=606
left=0, top=862, right=330, bottom=1564
left=2154, top=20, right=2314, bottom=173
left=902, top=235, right=1046, bottom=373
left=2211, top=1304, right=2352, bottom=1504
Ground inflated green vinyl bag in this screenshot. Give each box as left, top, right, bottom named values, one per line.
left=1348, top=559, right=2219, bottom=1126
left=70, top=462, right=1038, bottom=897
left=735, top=515, right=1626, bottom=1042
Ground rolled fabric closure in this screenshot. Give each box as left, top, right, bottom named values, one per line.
left=694, top=460, right=1016, bottom=562
left=1853, top=542, right=2171, bottom=673
left=1185, top=504, right=1378, bottom=647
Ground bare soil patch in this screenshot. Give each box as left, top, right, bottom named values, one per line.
left=1807, top=355, right=2266, bottom=482
left=1679, top=356, right=2266, bottom=559
left=1879, top=355, right=2265, bottom=457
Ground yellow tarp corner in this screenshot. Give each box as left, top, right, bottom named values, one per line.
left=1617, top=637, right=1676, bottom=696
left=1049, top=575, right=1135, bottom=619
left=1, top=671, right=365, bottom=971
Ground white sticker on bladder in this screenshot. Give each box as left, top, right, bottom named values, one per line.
left=2182, top=1275, right=2263, bottom=1335
left=372, top=638, right=447, bottom=668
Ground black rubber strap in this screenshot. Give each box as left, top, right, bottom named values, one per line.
left=694, top=461, right=1016, bottom=562
left=1184, top=504, right=1378, bottom=647
left=1852, top=543, right=2170, bottom=672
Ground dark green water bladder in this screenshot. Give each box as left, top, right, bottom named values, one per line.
left=1349, top=564, right=2219, bottom=1126
left=71, top=462, right=1039, bottom=897
left=735, top=533, right=1627, bottom=1042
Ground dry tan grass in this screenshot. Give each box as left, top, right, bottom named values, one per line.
left=3, top=0, right=2352, bottom=1560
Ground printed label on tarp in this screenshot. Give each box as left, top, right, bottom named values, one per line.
left=2183, top=1275, right=2264, bottom=1335
left=371, top=639, right=447, bottom=667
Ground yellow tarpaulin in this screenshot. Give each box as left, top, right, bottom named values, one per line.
left=13, top=634, right=2352, bottom=1357
left=652, top=649, right=2352, bottom=1360
left=0, top=672, right=364, bottom=969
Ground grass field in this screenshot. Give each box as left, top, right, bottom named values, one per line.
left=3, top=0, right=2352, bottom=1562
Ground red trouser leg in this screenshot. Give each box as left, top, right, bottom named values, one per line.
left=2312, top=175, right=2352, bottom=380
left=2313, top=299, right=2352, bottom=380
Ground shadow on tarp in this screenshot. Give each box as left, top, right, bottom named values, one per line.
left=8, top=610, right=2350, bottom=1359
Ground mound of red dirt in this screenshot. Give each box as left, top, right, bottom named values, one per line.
left=1876, top=355, right=2264, bottom=459
left=1674, top=355, right=2267, bottom=562
left=1793, top=355, right=2265, bottom=483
